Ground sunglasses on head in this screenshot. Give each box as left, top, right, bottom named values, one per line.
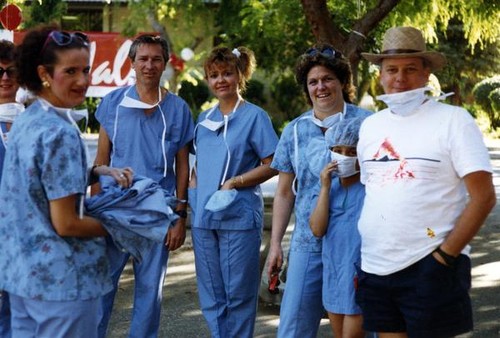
left=305, top=47, right=342, bottom=59
left=140, top=35, right=162, bottom=43
left=42, top=31, right=89, bottom=53
left=0, top=66, right=17, bottom=78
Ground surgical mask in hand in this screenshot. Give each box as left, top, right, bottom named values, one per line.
left=330, top=151, right=359, bottom=178
left=204, top=189, right=237, bottom=212
left=377, top=86, right=430, bottom=117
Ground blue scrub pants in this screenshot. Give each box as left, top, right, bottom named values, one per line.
left=0, top=291, right=10, bottom=338
left=98, top=238, right=169, bottom=338
left=9, top=294, right=100, bottom=338
left=277, top=250, right=323, bottom=338
left=192, top=228, right=261, bottom=338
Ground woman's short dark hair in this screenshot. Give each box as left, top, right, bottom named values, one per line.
left=203, top=46, right=256, bottom=93
left=0, top=40, right=16, bottom=63
left=128, top=34, right=170, bottom=63
left=295, top=43, right=356, bottom=105
left=16, top=24, right=89, bottom=94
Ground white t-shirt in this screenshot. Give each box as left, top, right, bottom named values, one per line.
left=357, top=99, right=492, bottom=275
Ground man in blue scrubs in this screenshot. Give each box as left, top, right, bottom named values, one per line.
left=93, top=35, right=194, bottom=338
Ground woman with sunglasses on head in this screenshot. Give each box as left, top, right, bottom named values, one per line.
left=0, top=25, right=132, bottom=338
left=267, top=43, right=372, bottom=337
left=189, top=46, right=278, bottom=337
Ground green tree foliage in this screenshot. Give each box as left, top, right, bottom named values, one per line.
left=210, top=0, right=498, bottom=124
left=473, top=76, right=500, bottom=129
left=437, top=21, right=500, bottom=107
left=177, top=80, right=209, bottom=120
left=118, top=0, right=499, bottom=129
left=22, top=0, right=66, bottom=28
left=491, top=88, right=500, bottom=115
left=269, top=73, right=308, bottom=127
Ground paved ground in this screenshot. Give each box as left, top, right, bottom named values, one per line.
left=102, top=138, right=500, bottom=338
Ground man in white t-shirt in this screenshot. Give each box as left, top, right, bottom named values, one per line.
left=355, top=26, right=496, bottom=338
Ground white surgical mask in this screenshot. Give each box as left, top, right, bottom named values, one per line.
left=330, top=151, right=359, bottom=178
left=199, top=97, right=242, bottom=132
left=0, top=102, right=25, bottom=124
left=377, top=87, right=431, bottom=117
left=0, top=102, right=25, bottom=148
left=119, top=86, right=162, bottom=109
left=39, top=98, right=88, bottom=127
left=70, top=108, right=89, bottom=123
left=310, top=111, right=343, bottom=128
left=199, top=118, right=224, bottom=132
left=204, top=189, right=238, bottom=212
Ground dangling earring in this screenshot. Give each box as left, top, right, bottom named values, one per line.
left=42, top=80, right=50, bottom=88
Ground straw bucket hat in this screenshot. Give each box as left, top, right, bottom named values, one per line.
left=361, top=26, right=446, bottom=71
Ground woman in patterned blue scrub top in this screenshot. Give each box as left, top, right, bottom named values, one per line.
left=0, top=24, right=132, bottom=338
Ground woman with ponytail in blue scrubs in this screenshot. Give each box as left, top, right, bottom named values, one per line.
left=189, top=46, right=278, bottom=338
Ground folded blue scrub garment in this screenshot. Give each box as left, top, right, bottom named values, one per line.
left=85, top=176, right=179, bottom=262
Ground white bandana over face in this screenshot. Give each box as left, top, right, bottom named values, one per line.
left=377, top=86, right=431, bottom=117
left=330, top=151, right=359, bottom=178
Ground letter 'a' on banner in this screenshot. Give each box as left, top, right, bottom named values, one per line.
left=0, top=4, right=22, bottom=31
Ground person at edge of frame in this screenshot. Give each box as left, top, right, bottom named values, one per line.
left=355, top=26, right=496, bottom=338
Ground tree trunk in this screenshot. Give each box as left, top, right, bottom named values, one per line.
left=300, top=0, right=401, bottom=92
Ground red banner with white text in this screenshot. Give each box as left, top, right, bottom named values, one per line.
left=14, top=32, right=136, bottom=97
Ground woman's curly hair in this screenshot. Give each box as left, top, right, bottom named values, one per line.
left=295, top=43, right=356, bottom=105
left=16, top=24, right=89, bottom=94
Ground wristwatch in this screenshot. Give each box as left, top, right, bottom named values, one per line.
left=175, top=210, right=188, bottom=219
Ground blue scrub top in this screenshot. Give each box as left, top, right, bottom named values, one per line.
left=0, top=100, right=112, bottom=301
left=96, top=85, right=195, bottom=194
left=0, top=122, right=7, bottom=182
left=315, top=178, right=364, bottom=314
left=271, top=103, right=372, bottom=253
left=193, top=101, right=278, bottom=230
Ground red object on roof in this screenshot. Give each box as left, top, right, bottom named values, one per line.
left=0, top=4, right=22, bottom=31
left=169, top=53, right=185, bottom=72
